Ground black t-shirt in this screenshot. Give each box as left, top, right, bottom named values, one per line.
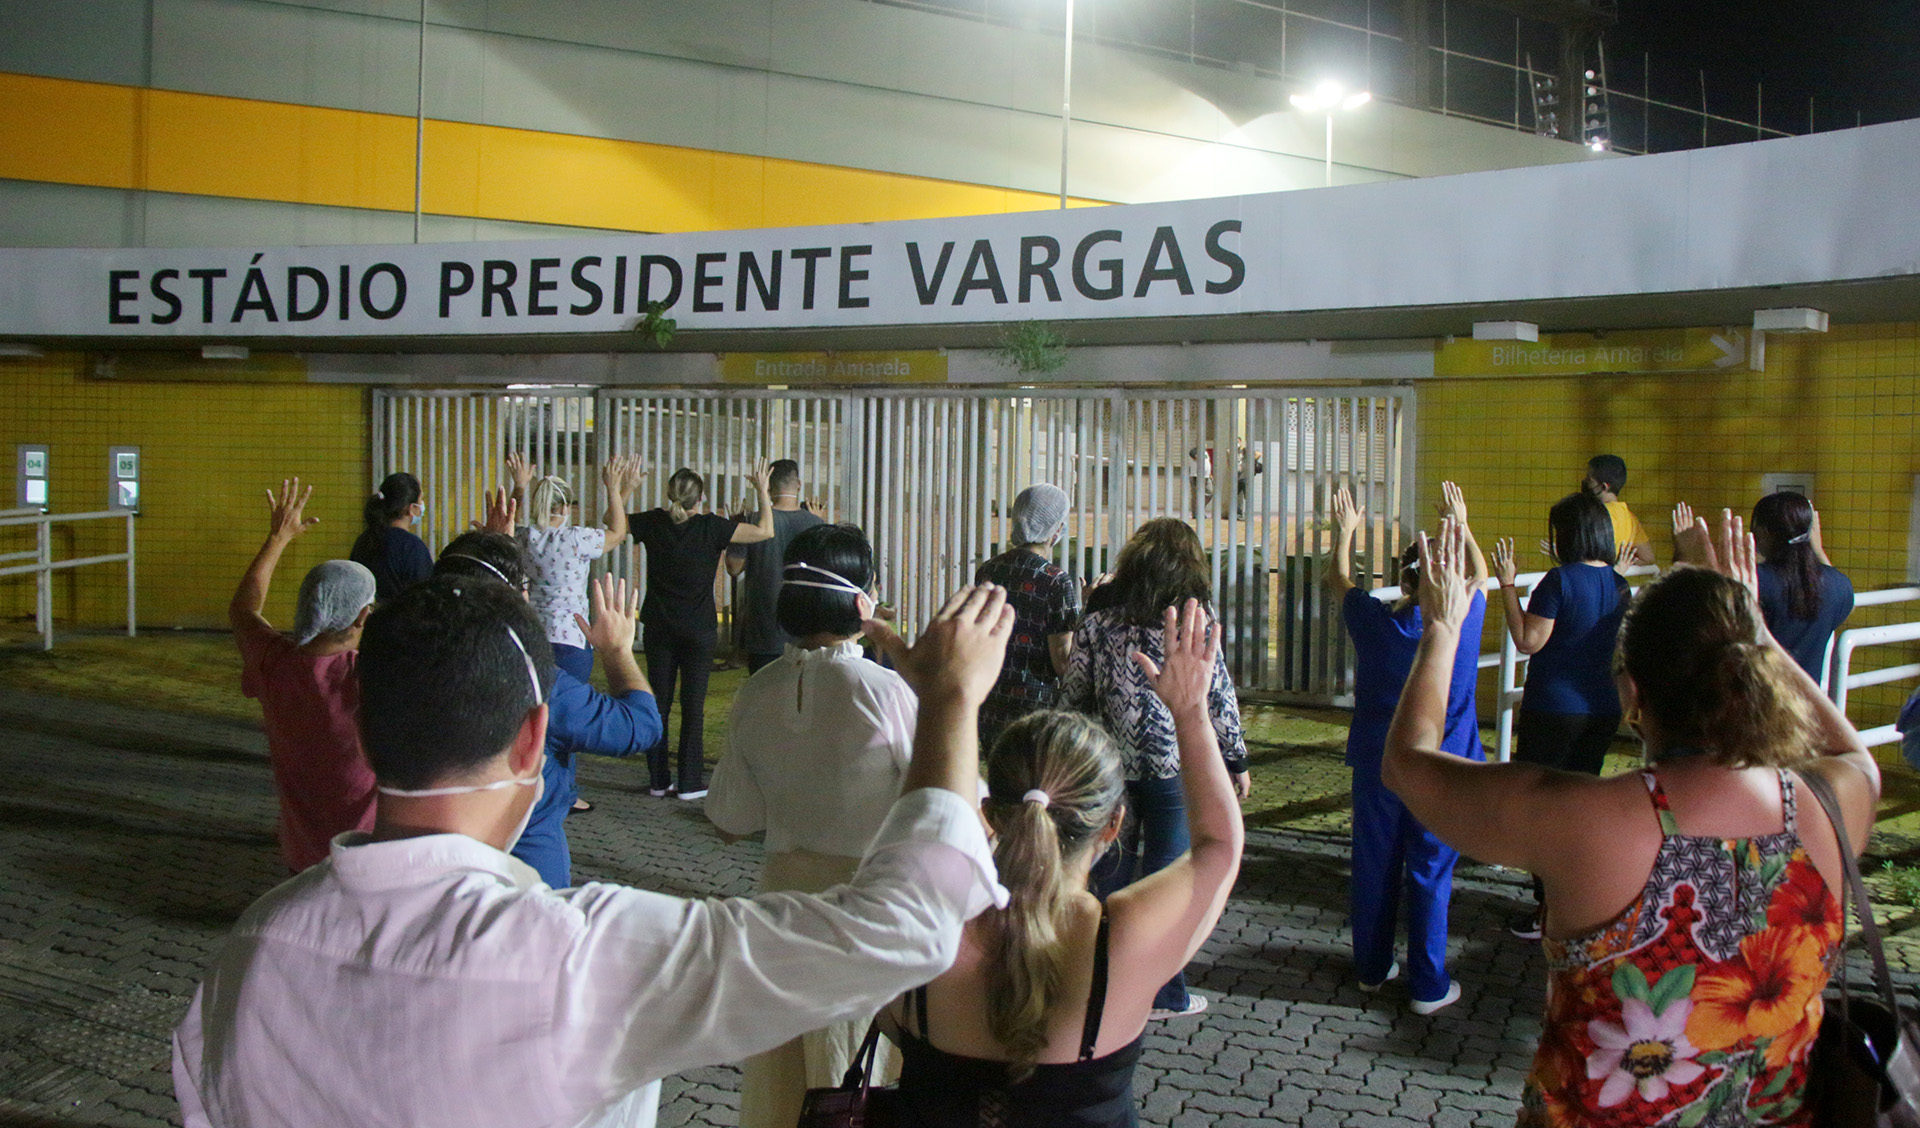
left=631, top=510, right=739, bottom=638
left=350, top=525, right=434, bottom=603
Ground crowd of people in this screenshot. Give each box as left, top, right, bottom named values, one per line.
left=180, top=448, right=1881, bottom=1127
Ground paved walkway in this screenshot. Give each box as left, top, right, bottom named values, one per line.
left=0, top=686, right=1905, bottom=1128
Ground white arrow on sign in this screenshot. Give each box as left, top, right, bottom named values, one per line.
left=1710, top=329, right=1747, bottom=368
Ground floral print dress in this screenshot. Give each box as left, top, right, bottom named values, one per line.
left=1520, top=769, right=1841, bottom=1128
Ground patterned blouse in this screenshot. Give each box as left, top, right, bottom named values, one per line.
left=974, top=549, right=1081, bottom=749
left=1061, top=607, right=1248, bottom=781
left=1520, top=769, right=1841, bottom=1128
left=521, top=524, right=605, bottom=650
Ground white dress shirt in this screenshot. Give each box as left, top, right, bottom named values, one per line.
left=707, top=640, right=917, bottom=858
left=172, top=786, right=1002, bottom=1128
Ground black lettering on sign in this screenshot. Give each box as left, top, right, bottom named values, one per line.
left=736, top=250, right=781, bottom=312
left=440, top=261, right=474, bottom=318
left=527, top=258, right=560, bottom=316
left=1204, top=220, right=1245, bottom=295
left=569, top=257, right=603, bottom=316
left=838, top=245, right=871, bottom=309
left=613, top=256, right=628, bottom=314
left=108, top=270, right=140, bottom=325
left=1019, top=236, right=1062, bottom=303
left=1071, top=231, right=1123, bottom=301
left=360, top=263, right=406, bottom=320
left=287, top=267, right=329, bottom=321
left=639, top=256, right=682, bottom=309
left=188, top=269, right=227, bottom=324
left=1132, top=227, right=1193, bottom=298
left=482, top=261, right=517, bottom=317
left=149, top=269, right=183, bottom=325
left=791, top=247, right=830, bottom=310
left=906, top=242, right=954, bottom=306
left=692, top=253, right=726, bottom=312
left=338, top=265, right=352, bottom=320
left=232, top=254, right=279, bottom=322
left=952, top=240, right=1007, bottom=305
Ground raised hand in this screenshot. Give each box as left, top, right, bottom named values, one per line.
left=1417, top=518, right=1474, bottom=633
left=1131, top=599, right=1219, bottom=718
left=1672, top=501, right=1716, bottom=568
left=1537, top=537, right=1557, bottom=563
left=266, top=478, right=318, bottom=543
left=1491, top=536, right=1518, bottom=587
left=1332, top=484, right=1363, bottom=537
left=505, top=452, right=534, bottom=491
left=469, top=486, right=518, bottom=536
left=864, top=584, right=1013, bottom=706
left=1436, top=480, right=1468, bottom=526
left=750, top=459, right=773, bottom=498
left=1715, top=508, right=1759, bottom=599
left=576, top=574, right=641, bottom=655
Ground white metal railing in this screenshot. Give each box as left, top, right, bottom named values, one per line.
left=0, top=508, right=138, bottom=650
left=1827, top=586, right=1920, bottom=748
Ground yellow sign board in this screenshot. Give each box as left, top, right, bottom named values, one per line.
left=1434, top=328, right=1752, bottom=378
left=720, top=350, right=947, bottom=385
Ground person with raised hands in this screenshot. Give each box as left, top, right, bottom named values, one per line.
left=1326, top=481, right=1486, bottom=1013
left=173, top=580, right=1014, bottom=1128
left=506, top=451, right=644, bottom=683
left=882, top=598, right=1244, bottom=1127
left=1385, top=514, right=1879, bottom=1127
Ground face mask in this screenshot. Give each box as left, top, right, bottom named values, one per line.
left=412, top=504, right=426, bottom=525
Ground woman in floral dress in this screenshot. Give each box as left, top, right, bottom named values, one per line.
left=1384, top=512, right=1880, bottom=1126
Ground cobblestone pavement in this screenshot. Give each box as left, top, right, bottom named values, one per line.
left=0, top=686, right=1910, bottom=1128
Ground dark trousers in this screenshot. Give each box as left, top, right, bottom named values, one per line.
left=643, top=627, right=716, bottom=792
left=1515, top=709, right=1622, bottom=905
left=1091, top=773, right=1193, bottom=1011
left=745, top=651, right=782, bottom=674
left=1350, top=765, right=1458, bottom=1002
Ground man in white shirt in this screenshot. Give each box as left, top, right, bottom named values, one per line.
left=172, top=570, right=1013, bottom=1128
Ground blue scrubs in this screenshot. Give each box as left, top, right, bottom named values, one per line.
left=512, top=667, right=662, bottom=888
left=1342, top=586, right=1486, bottom=1004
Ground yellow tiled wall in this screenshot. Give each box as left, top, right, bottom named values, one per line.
left=0, top=353, right=368, bottom=631
left=1421, top=322, right=1920, bottom=729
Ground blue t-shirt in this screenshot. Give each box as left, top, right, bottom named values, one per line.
left=1341, top=586, right=1487, bottom=769
left=1521, top=564, right=1629, bottom=716
left=511, top=667, right=662, bottom=889
left=1757, top=561, right=1854, bottom=684
left=349, top=525, right=434, bottom=603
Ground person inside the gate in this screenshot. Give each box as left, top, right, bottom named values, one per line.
left=1582, top=454, right=1654, bottom=568
left=1063, top=518, right=1249, bottom=1020
left=706, top=522, right=916, bottom=1128
left=975, top=483, right=1081, bottom=753
left=629, top=461, right=776, bottom=799
left=1676, top=494, right=1854, bottom=688
left=723, top=459, right=827, bottom=675
left=505, top=451, right=643, bottom=684
left=1491, top=491, right=1630, bottom=940
left=1386, top=513, right=1877, bottom=1128
left=883, top=599, right=1244, bottom=1127
left=350, top=470, right=433, bottom=601
left=173, top=569, right=1015, bottom=1128
left=433, top=529, right=660, bottom=889
left=1325, top=481, right=1485, bottom=1014
left=230, top=478, right=378, bottom=873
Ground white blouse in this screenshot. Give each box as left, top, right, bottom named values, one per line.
left=523, top=524, right=605, bottom=649
left=707, top=640, right=917, bottom=859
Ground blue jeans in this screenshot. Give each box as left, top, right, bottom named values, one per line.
left=1092, top=773, right=1192, bottom=1011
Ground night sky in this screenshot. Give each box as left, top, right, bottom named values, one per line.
left=1608, top=0, right=1920, bottom=144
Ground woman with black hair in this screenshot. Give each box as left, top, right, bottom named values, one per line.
left=1062, top=517, right=1249, bottom=1020
left=350, top=471, right=433, bottom=602
left=704, top=523, right=916, bottom=1128
left=1492, top=491, right=1631, bottom=939
left=1744, top=494, right=1853, bottom=685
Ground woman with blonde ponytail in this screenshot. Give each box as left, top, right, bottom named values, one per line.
left=1385, top=512, right=1880, bottom=1128
left=629, top=461, right=776, bottom=798
left=505, top=451, right=642, bottom=683
left=886, top=599, right=1245, bottom=1127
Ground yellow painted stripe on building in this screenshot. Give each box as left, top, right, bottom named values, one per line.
left=0, top=70, right=1096, bottom=232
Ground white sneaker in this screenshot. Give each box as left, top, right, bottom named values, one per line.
left=1359, top=961, right=1400, bottom=992
left=1410, top=981, right=1462, bottom=1016
left=1149, top=993, right=1208, bottom=1020
left=676, top=789, right=708, bottom=801
left=647, top=787, right=671, bottom=798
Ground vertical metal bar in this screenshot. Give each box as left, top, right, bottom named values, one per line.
left=125, top=511, right=137, bottom=636
left=37, top=517, right=51, bottom=650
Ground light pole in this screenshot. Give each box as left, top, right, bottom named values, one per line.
left=1289, top=81, right=1371, bottom=187
left=1059, top=0, right=1075, bottom=208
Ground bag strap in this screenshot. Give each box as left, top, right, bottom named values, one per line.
left=1800, top=768, right=1902, bottom=1021
left=837, top=1019, right=886, bottom=1094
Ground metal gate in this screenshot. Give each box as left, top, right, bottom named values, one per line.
left=373, top=386, right=1413, bottom=702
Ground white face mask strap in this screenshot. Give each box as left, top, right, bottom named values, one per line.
left=441, top=554, right=511, bottom=586
left=781, top=562, right=868, bottom=598
left=502, top=624, right=546, bottom=707
left=377, top=774, right=538, bottom=799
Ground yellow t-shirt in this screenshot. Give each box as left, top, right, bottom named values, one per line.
left=1605, top=500, right=1647, bottom=559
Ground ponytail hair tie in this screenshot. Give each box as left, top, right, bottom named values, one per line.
left=1788, top=531, right=1812, bottom=544
left=1022, top=789, right=1051, bottom=809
